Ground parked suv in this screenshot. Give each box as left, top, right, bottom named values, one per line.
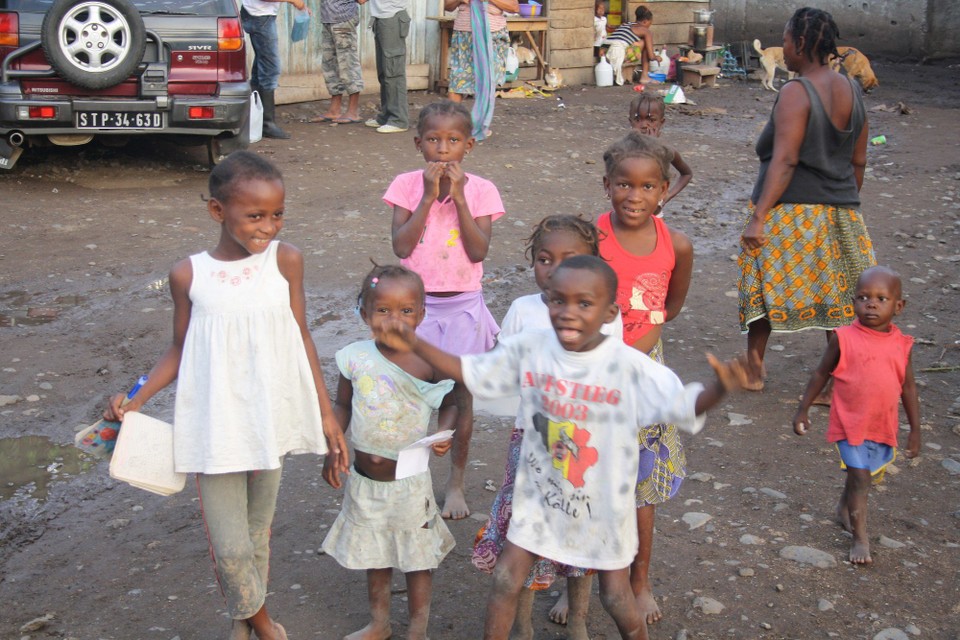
left=0, top=0, right=251, bottom=168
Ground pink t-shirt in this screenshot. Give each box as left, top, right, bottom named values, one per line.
left=826, top=319, right=914, bottom=448
left=384, top=169, right=505, bottom=292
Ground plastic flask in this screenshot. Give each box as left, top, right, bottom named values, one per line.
left=595, top=55, right=613, bottom=87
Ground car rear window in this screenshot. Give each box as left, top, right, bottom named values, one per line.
left=0, top=0, right=238, bottom=15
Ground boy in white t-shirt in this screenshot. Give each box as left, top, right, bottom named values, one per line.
left=380, top=255, right=749, bottom=640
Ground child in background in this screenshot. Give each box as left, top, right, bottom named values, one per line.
left=379, top=255, right=749, bottom=640
left=597, top=131, right=694, bottom=625
left=102, top=151, right=348, bottom=640
left=387, top=100, right=506, bottom=520
left=472, top=215, right=622, bottom=640
left=628, top=94, right=692, bottom=209
left=793, top=266, right=921, bottom=565
left=593, top=0, right=607, bottom=59
left=322, top=265, right=457, bottom=640
left=603, top=5, right=657, bottom=85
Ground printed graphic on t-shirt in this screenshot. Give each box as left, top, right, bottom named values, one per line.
left=532, top=413, right=598, bottom=488
left=620, top=270, right=668, bottom=333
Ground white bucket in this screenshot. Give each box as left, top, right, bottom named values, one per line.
left=595, top=55, right=613, bottom=87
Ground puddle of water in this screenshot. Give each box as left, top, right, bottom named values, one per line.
left=0, top=290, right=85, bottom=327
left=0, top=436, right=94, bottom=501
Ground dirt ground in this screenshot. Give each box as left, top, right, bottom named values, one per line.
left=1, top=59, right=959, bottom=640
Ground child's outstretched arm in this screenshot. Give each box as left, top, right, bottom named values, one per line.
left=278, top=243, right=349, bottom=475
left=103, top=259, right=193, bottom=421
left=392, top=163, right=446, bottom=258
left=694, top=352, right=751, bottom=415
left=323, top=374, right=354, bottom=488
left=665, top=151, right=692, bottom=203
left=901, top=352, right=921, bottom=458
left=445, top=161, right=493, bottom=263
left=793, top=334, right=841, bottom=435
left=378, top=319, right=464, bottom=384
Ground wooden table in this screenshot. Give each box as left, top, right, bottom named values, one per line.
left=427, top=16, right=550, bottom=92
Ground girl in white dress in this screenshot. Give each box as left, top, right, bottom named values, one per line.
left=104, top=151, right=349, bottom=640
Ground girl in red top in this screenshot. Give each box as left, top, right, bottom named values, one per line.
left=793, top=266, right=921, bottom=565
left=597, top=131, right=693, bottom=625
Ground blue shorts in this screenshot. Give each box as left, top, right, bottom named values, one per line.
left=836, top=440, right=896, bottom=479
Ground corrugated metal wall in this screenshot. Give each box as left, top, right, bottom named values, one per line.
left=272, top=0, right=439, bottom=74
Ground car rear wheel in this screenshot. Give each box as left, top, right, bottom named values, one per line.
left=41, top=0, right=147, bottom=90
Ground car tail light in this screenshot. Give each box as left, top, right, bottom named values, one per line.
left=218, top=18, right=243, bottom=51
left=18, top=105, right=57, bottom=119
left=189, top=106, right=215, bottom=119
left=0, top=12, right=19, bottom=47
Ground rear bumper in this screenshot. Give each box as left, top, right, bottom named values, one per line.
left=0, top=82, right=250, bottom=139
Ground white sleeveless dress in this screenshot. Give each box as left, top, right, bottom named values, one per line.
left=173, top=241, right=328, bottom=474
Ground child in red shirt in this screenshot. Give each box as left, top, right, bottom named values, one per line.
left=794, top=266, right=921, bottom=565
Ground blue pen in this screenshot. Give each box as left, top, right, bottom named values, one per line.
left=124, top=374, right=149, bottom=402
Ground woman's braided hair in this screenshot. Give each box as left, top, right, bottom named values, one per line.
left=788, top=7, right=840, bottom=65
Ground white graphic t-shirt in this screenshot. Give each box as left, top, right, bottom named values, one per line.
left=462, top=331, right=704, bottom=570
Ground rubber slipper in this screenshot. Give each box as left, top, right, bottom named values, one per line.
left=333, top=116, right=363, bottom=124
left=309, top=114, right=335, bottom=123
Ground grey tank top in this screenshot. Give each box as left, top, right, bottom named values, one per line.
left=751, top=76, right=866, bottom=206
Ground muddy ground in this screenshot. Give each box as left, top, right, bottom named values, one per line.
left=1, top=60, right=959, bottom=640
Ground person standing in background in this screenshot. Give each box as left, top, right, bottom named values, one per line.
left=311, top=0, right=365, bottom=124
left=364, top=0, right=411, bottom=133
left=240, top=0, right=306, bottom=139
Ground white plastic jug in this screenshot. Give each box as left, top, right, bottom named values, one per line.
left=595, top=55, right=613, bottom=87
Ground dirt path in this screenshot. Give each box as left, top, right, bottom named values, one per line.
left=1, top=60, right=958, bottom=640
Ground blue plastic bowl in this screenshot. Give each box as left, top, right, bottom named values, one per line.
left=649, top=72, right=667, bottom=82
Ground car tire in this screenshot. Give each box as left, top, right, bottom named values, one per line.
left=41, top=0, right=147, bottom=90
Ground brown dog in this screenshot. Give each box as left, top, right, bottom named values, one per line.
left=753, top=39, right=795, bottom=92
left=831, top=46, right=879, bottom=91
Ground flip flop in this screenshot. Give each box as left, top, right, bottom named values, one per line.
left=309, top=114, right=335, bottom=123
left=333, top=116, right=363, bottom=124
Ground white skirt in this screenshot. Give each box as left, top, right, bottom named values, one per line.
left=322, top=470, right=455, bottom=572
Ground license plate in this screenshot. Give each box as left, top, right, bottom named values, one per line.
left=76, top=111, right=163, bottom=129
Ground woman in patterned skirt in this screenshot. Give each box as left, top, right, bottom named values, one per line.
left=739, top=7, right=875, bottom=395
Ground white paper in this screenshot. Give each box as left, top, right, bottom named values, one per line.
left=394, top=429, right=455, bottom=480
left=109, top=411, right=186, bottom=496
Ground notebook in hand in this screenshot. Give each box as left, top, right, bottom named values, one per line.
left=109, top=411, right=186, bottom=496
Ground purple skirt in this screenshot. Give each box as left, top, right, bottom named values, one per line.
left=416, top=290, right=499, bottom=355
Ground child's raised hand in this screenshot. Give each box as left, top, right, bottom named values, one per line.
left=377, top=317, right=417, bottom=352
left=444, top=161, right=468, bottom=200
left=422, top=162, right=445, bottom=201
left=431, top=439, right=452, bottom=457
left=706, top=352, right=752, bottom=392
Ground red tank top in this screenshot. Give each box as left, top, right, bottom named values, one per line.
left=826, top=320, right=913, bottom=447
left=597, top=212, right=675, bottom=346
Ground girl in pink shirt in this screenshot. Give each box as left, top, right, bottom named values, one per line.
left=385, top=100, right=505, bottom=520
left=794, top=266, right=921, bottom=565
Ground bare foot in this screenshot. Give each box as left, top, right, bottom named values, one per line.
left=344, top=621, right=392, bottom=640
left=310, top=112, right=340, bottom=123
left=639, top=73, right=654, bottom=84
left=636, top=586, right=662, bottom=625
left=834, top=501, right=852, bottom=533
left=441, top=484, right=470, bottom=520
left=549, top=589, right=569, bottom=624
left=849, top=539, right=872, bottom=564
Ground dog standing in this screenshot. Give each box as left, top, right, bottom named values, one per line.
left=753, top=39, right=795, bottom=92
left=831, top=46, right=879, bottom=91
